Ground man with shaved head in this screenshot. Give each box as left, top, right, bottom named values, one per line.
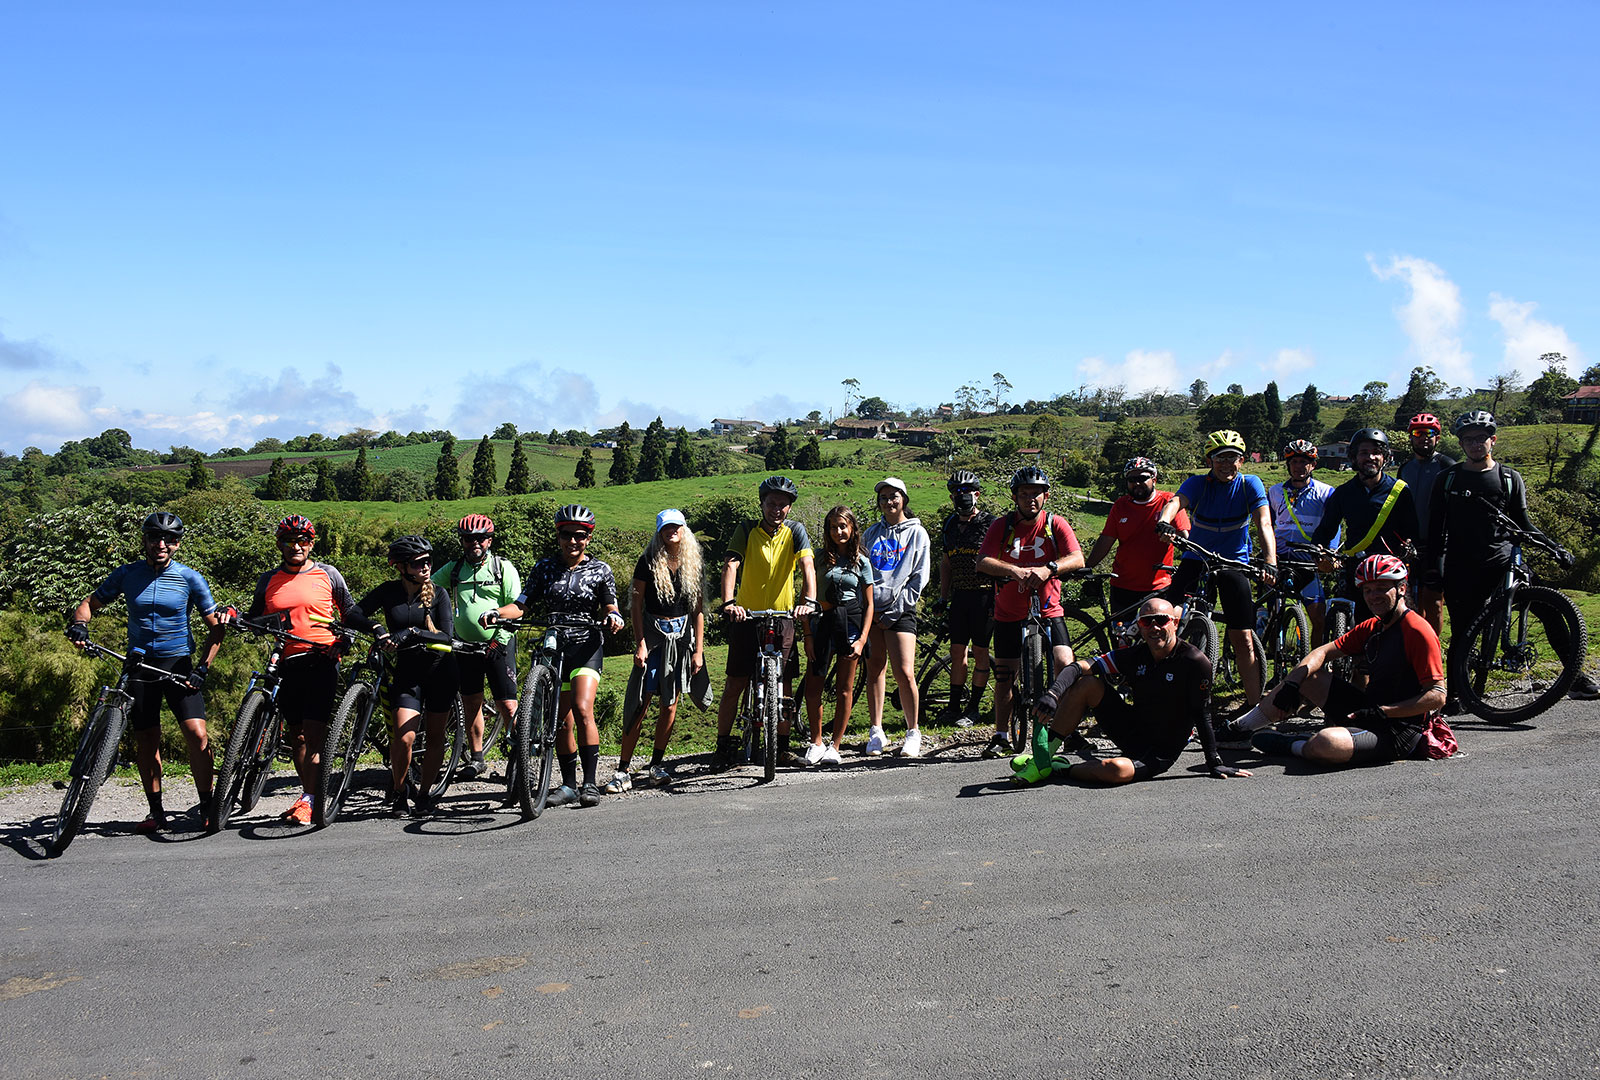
left=1011, top=597, right=1251, bottom=785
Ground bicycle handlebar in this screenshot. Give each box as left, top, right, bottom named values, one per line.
left=1168, top=535, right=1266, bottom=580
left=78, top=640, right=198, bottom=687
left=232, top=614, right=324, bottom=648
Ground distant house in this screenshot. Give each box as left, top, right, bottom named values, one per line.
left=934, top=404, right=954, bottom=420
left=1318, top=440, right=1351, bottom=468
left=711, top=418, right=764, bottom=436
left=893, top=426, right=941, bottom=447
left=1561, top=386, right=1600, bottom=423
left=1321, top=395, right=1355, bottom=404
left=831, top=418, right=891, bottom=439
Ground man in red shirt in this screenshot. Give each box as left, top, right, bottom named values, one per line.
left=974, top=466, right=1084, bottom=758
left=1218, top=554, right=1446, bottom=765
left=1081, top=457, right=1189, bottom=621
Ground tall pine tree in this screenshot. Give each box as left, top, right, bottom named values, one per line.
left=1264, top=381, right=1282, bottom=441
left=575, top=447, right=596, bottom=488
left=313, top=457, right=339, bottom=501
left=793, top=434, right=822, bottom=470
left=263, top=456, right=289, bottom=500
left=765, top=425, right=792, bottom=470
left=505, top=438, right=531, bottom=494
left=667, top=427, right=697, bottom=478
left=635, top=417, right=670, bottom=482
left=469, top=436, right=496, bottom=497
left=435, top=435, right=462, bottom=500
left=186, top=459, right=212, bottom=491
left=608, top=422, right=636, bottom=486
left=352, top=446, right=377, bottom=501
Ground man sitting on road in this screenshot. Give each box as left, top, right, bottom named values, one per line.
left=1218, top=555, right=1447, bottom=766
left=715, top=475, right=817, bottom=768
left=1157, top=429, right=1277, bottom=708
left=975, top=466, right=1084, bottom=759
left=1010, top=597, right=1249, bottom=785
left=1081, top=456, right=1188, bottom=621
left=931, top=469, right=997, bottom=727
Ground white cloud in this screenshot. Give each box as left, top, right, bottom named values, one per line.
left=449, top=362, right=603, bottom=437
left=1076, top=349, right=1180, bottom=395
left=1367, top=254, right=1474, bottom=387
left=2, top=380, right=99, bottom=435
left=738, top=394, right=823, bottom=425
left=1487, top=293, right=1585, bottom=373
left=1264, top=348, right=1316, bottom=379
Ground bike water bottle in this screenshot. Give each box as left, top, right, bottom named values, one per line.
left=1255, top=608, right=1268, bottom=635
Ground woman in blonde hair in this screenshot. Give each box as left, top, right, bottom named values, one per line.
left=613, top=510, right=706, bottom=791
left=345, top=535, right=456, bottom=816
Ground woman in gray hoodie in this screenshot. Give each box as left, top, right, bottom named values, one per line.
left=861, top=477, right=932, bottom=759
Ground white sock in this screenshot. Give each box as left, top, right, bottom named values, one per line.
left=1236, top=705, right=1273, bottom=732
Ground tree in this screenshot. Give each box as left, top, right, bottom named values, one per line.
left=1028, top=414, right=1066, bottom=456
left=858, top=396, right=892, bottom=419
left=434, top=436, right=461, bottom=500
left=547, top=428, right=560, bottom=444
left=1226, top=383, right=1245, bottom=396
left=1286, top=383, right=1323, bottom=442
left=186, top=459, right=212, bottom=492
left=351, top=446, right=377, bottom=500
left=313, top=457, right=339, bottom=501
left=1527, top=360, right=1579, bottom=416
left=765, top=425, right=792, bottom=470
left=793, top=435, right=822, bottom=470
left=635, top=417, right=670, bottom=482
left=989, top=372, right=1013, bottom=412
left=505, top=439, right=531, bottom=494
left=492, top=422, right=518, bottom=440
left=1487, top=369, right=1523, bottom=416
left=469, top=436, right=496, bottom=497
left=575, top=447, right=596, bottom=488
left=1392, top=366, right=1443, bottom=428
left=263, top=456, right=289, bottom=500
left=667, top=427, right=697, bottom=479
left=805, top=410, right=822, bottom=425
left=954, top=383, right=981, bottom=418
left=1189, top=379, right=1210, bottom=406
left=1581, top=363, right=1600, bottom=385
left=249, top=437, right=285, bottom=454
left=1235, top=394, right=1273, bottom=455
left=1264, top=381, right=1282, bottom=436
left=841, top=378, right=861, bottom=415
left=608, top=430, right=636, bottom=486
left=1195, top=392, right=1244, bottom=434
left=337, top=428, right=378, bottom=449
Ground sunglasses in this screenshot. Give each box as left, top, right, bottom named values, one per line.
left=1410, top=427, right=1439, bottom=437
left=461, top=532, right=492, bottom=542
left=558, top=529, right=591, bottom=540
left=407, top=557, right=432, bottom=567
left=145, top=533, right=181, bottom=545
left=280, top=536, right=314, bottom=547
left=1137, top=614, right=1174, bottom=627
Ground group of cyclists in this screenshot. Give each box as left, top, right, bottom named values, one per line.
left=60, top=407, right=1595, bottom=840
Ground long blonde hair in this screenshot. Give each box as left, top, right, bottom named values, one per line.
left=418, top=576, right=436, bottom=632
left=647, top=525, right=703, bottom=609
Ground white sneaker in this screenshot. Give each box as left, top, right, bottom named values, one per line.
left=820, top=746, right=842, bottom=766
left=902, top=729, right=923, bottom=758
left=603, top=770, right=632, bottom=794
left=803, top=742, right=826, bottom=766
left=865, top=727, right=887, bottom=757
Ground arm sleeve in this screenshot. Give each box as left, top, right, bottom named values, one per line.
left=1245, top=475, right=1269, bottom=511
left=1506, top=469, right=1537, bottom=534
left=789, top=521, right=812, bottom=560
left=432, top=588, right=454, bottom=638
left=1425, top=472, right=1449, bottom=574
left=343, top=586, right=386, bottom=635
left=907, top=524, right=932, bottom=598
left=597, top=562, right=620, bottom=609
left=977, top=517, right=1007, bottom=559
left=1391, top=485, right=1419, bottom=548
left=725, top=523, right=751, bottom=564
left=1403, top=615, right=1445, bottom=687
left=324, top=564, right=357, bottom=615
left=184, top=567, right=219, bottom=617
left=1311, top=488, right=1342, bottom=546
left=1190, top=655, right=1219, bottom=768
left=1335, top=619, right=1373, bottom=656
left=501, top=560, right=522, bottom=606
left=248, top=570, right=272, bottom=618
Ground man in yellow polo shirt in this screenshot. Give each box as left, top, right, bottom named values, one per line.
left=715, top=475, right=817, bottom=769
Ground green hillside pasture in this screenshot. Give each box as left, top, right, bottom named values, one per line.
left=195, top=441, right=599, bottom=488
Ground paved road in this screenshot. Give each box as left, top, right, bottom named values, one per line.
left=3, top=703, right=1599, bottom=1079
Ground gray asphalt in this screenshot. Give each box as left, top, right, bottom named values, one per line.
left=3, top=702, right=1599, bottom=1079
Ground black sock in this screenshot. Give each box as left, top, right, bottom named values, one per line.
left=649, top=750, right=664, bottom=767
left=1251, top=730, right=1305, bottom=757
left=559, top=753, right=578, bottom=789
left=146, top=790, right=165, bottom=819
left=472, top=751, right=485, bottom=764
left=579, top=744, right=599, bottom=787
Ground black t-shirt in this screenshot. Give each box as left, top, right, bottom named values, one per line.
left=1426, top=463, right=1534, bottom=575
left=1313, top=474, right=1418, bottom=560
left=942, top=511, right=997, bottom=592
left=517, top=556, right=619, bottom=644
left=633, top=553, right=696, bottom=620
left=1091, top=640, right=1215, bottom=766
left=347, top=580, right=453, bottom=640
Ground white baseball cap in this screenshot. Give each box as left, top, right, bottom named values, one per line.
left=875, top=477, right=908, bottom=498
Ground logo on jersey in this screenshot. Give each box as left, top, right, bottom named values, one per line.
left=1009, top=535, right=1048, bottom=561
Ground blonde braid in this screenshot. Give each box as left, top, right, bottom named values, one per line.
left=420, top=577, right=437, bottom=633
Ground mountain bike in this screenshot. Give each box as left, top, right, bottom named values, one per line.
left=211, top=614, right=337, bottom=832
left=315, top=625, right=456, bottom=827
left=1286, top=541, right=1364, bottom=683
left=1451, top=515, right=1587, bottom=724
left=49, top=640, right=199, bottom=856
left=489, top=612, right=606, bottom=819
left=1258, top=559, right=1314, bottom=684
left=1004, top=594, right=1060, bottom=750
left=734, top=610, right=793, bottom=782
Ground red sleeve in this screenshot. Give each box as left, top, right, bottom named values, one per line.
left=1335, top=617, right=1377, bottom=656
left=1173, top=506, right=1191, bottom=532
left=1403, top=611, right=1445, bottom=684
left=978, top=517, right=1008, bottom=559
left=1052, top=516, right=1081, bottom=555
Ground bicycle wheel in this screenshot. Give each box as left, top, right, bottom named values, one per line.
left=50, top=703, right=127, bottom=855
left=411, top=697, right=466, bottom=800
left=213, top=690, right=273, bottom=831
left=316, top=681, right=375, bottom=827
left=1180, top=613, right=1220, bottom=672
left=1059, top=608, right=1111, bottom=663
left=1456, top=585, right=1587, bottom=725
left=759, top=659, right=782, bottom=782
left=1325, top=608, right=1354, bottom=683
left=917, top=656, right=957, bottom=725
left=1013, top=626, right=1044, bottom=748
left=512, top=664, right=558, bottom=819
left=1270, top=604, right=1312, bottom=684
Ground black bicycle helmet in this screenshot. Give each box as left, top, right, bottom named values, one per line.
left=947, top=469, right=981, bottom=492
left=554, top=504, right=596, bottom=531
left=1453, top=410, right=1497, bottom=436
left=1010, top=465, right=1050, bottom=491
left=142, top=511, right=184, bottom=539
left=387, top=535, right=432, bottom=564
left=1349, top=427, right=1391, bottom=455
left=1122, top=457, right=1158, bottom=478
left=758, top=475, right=798, bottom=502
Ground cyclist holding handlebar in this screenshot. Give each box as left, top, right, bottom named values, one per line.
left=486, top=504, right=623, bottom=809
left=67, top=511, right=228, bottom=832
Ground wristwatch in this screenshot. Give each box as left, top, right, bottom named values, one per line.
left=1046, top=559, right=1059, bottom=576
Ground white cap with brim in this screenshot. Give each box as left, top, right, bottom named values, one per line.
left=656, top=508, right=687, bottom=533
left=875, top=477, right=908, bottom=497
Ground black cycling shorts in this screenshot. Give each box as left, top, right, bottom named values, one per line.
left=384, top=656, right=459, bottom=715
left=806, top=609, right=868, bottom=683
left=1090, top=684, right=1179, bottom=781
left=947, top=590, right=994, bottom=649
left=456, top=637, right=519, bottom=702
left=276, top=652, right=340, bottom=729
left=1166, top=561, right=1255, bottom=628
left=126, top=654, right=205, bottom=732
left=1318, top=674, right=1423, bottom=761
left=992, top=615, right=1069, bottom=661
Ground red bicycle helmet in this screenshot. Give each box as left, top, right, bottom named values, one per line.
left=1408, top=413, right=1441, bottom=434
left=275, top=514, right=316, bottom=541
left=458, top=513, right=494, bottom=536
left=1355, top=554, right=1407, bottom=584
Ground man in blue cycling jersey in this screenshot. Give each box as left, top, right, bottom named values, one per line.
left=1266, top=439, right=1337, bottom=645
left=68, top=512, right=228, bottom=832
left=1157, top=429, right=1277, bottom=709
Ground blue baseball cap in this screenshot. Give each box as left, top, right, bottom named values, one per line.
left=655, top=509, right=687, bottom=533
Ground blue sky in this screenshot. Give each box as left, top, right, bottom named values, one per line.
left=2, top=2, right=1595, bottom=453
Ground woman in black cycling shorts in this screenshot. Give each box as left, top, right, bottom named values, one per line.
left=345, top=536, right=456, bottom=816
left=488, top=505, right=624, bottom=809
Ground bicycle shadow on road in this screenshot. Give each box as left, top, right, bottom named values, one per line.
left=0, top=816, right=60, bottom=861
